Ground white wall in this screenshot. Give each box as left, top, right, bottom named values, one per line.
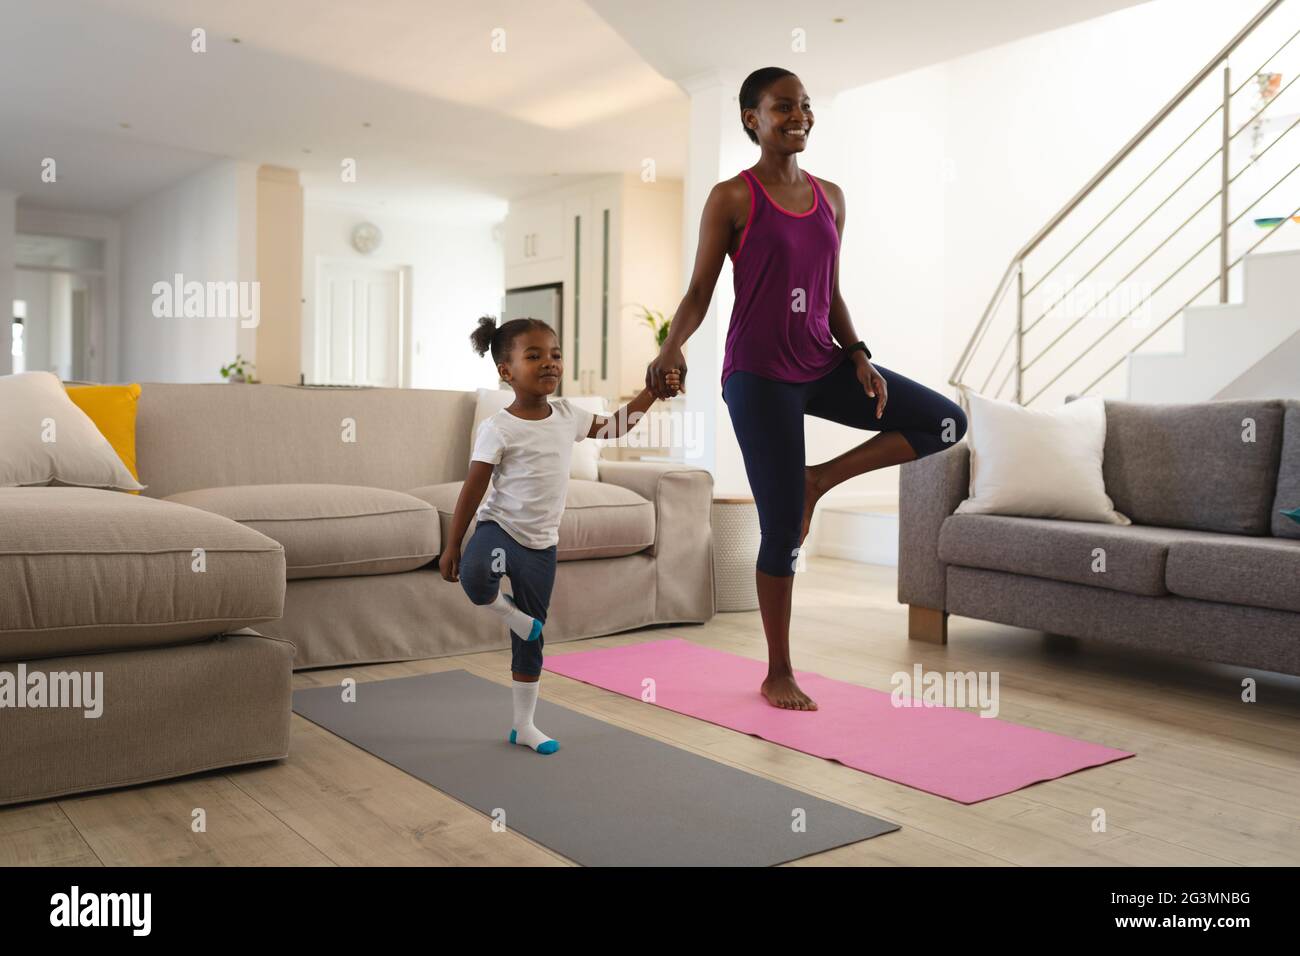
left=0, top=192, right=14, bottom=376
left=813, top=70, right=948, bottom=506
left=14, top=270, right=52, bottom=374
left=805, top=0, right=1271, bottom=505
left=15, top=207, right=121, bottom=382
left=1218, top=327, right=1300, bottom=398
left=301, top=199, right=505, bottom=391
left=119, top=160, right=258, bottom=383
left=939, top=0, right=1268, bottom=400
left=48, top=271, right=72, bottom=378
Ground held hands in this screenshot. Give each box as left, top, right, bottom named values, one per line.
left=646, top=345, right=687, bottom=400
left=854, top=356, right=888, bottom=419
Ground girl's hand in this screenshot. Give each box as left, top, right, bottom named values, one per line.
left=647, top=345, right=687, bottom=399
left=662, top=368, right=683, bottom=397
left=438, top=545, right=460, bottom=583
left=855, top=358, right=888, bottom=419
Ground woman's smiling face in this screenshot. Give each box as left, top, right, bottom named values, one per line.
left=747, top=74, right=813, bottom=151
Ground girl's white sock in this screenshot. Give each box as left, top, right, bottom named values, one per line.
left=487, top=591, right=543, bottom=641
left=510, top=680, right=559, bottom=754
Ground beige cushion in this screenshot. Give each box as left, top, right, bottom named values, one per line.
left=165, top=484, right=439, bottom=580
left=0, top=487, right=284, bottom=660
left=0, top=371, right=145, bottom=491
left=130, top=382, right=478, bottom=501
left=409, top=478, right=654, bottom=561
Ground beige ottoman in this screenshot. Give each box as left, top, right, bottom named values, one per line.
left=0, top=486, right=293, bottom=805
left=0, top=486, right=286, bottom=659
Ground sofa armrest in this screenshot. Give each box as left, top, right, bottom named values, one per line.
left=897, top=441, right=970, bottom=611
left=598, top=459, right=715, bottom=622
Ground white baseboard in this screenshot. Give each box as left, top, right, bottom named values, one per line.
left=808, top=496, right=900, bottom=567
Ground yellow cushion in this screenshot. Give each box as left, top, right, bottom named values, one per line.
left=64, top=384, right=143, bottom=494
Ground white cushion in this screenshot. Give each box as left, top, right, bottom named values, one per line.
left=469, top=388, right=608, bottom=481
left=953, top=387, right=1129, bottom=525
left=0, top=371, right=146, bottom=491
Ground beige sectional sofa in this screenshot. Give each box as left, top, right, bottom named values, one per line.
left=1, top=382, right=715, bottom=806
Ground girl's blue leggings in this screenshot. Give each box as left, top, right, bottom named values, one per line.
left=722, top=356, right=967, bottom=578
left=459, top=519, right=556, bottom=677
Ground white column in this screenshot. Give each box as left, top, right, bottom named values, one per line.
left=234, top=161, right=260, bottom=371
left=0, top=191, right=16, bottom=376
left=677, top=70, right=752, bottom=497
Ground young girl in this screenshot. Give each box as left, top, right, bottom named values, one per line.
left=438, top=315, right=680, bottom=755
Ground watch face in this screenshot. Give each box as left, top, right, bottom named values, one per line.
left=352, top=222, right=382, bottom=254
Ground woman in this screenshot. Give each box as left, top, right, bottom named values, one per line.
left=646, top=67, right=968, bottom=711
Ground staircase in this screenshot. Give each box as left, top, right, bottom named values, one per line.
left=1127, top=248, right=1300, bottom=401
left=952, top=0, right=1300, bottom=408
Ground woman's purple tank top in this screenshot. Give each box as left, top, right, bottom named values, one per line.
left=720, top=168, right=845, bottom=392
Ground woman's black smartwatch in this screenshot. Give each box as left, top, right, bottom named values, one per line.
left=845, top=340, right=872, bottom=361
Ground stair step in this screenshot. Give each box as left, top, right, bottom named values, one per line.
left=1126, top=248, right=1300, bottom=402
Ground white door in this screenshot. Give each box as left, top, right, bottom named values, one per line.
left=316, top=262, right=403, bottom=386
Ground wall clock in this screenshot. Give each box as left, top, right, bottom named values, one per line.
left=351, top=221, right=383, bottom=255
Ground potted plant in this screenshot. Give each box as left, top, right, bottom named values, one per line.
left=635, top=305, right=672, bottom=349
left=220, top=354, right=257, bottom=383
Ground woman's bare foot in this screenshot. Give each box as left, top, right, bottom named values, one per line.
left=761, top=672, right=819, bottom=710
left=801, top=465, right=825, bottom=545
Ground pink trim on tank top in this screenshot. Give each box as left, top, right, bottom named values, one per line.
left=746, top=168, right=819, bottom=217
left=732, top=169, right=822, bottom=261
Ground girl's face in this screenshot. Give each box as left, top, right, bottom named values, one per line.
left=746, top=75, right=813, bottom=152
left=501, top=328, right=563, bottom=395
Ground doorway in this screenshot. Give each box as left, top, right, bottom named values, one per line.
left=312, top=260, right=409, bottom=387
left=13, top=234, right=105, bottom=381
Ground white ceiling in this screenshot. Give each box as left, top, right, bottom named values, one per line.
left=588, top=0, right=1155, bottom=94
left=0, top=0, right=1151, bottom=217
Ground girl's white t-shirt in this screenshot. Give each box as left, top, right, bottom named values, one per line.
left=470, top=398, right=597, bottom=550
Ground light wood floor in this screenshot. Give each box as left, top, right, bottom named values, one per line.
left=4, top=554, right=1299, bottom=867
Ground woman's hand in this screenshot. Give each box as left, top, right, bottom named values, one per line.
left=647, top=345, right=687, bottom=399
left=854, top=356, right=888, bottom=419
left=438, top=545, right=460, bottom=583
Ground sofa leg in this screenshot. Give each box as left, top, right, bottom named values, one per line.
left=908, top=605, right=948, bottom=644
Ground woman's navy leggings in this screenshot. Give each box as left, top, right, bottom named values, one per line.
left=722, top=356, right=968, bottom=578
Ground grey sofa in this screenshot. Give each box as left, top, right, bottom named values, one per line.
left=1, top=381, right=715, bottom=806
left=898, top=398, right=1300, bottom=675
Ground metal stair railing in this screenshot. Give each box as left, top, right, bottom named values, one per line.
left=951, top=0, right=1299, bottom=408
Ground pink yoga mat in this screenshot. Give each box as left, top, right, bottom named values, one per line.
left=544, top=639, right=1133, bottom=804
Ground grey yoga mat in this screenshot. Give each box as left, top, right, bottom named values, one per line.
left=292, top=669, right=899, bottom=866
